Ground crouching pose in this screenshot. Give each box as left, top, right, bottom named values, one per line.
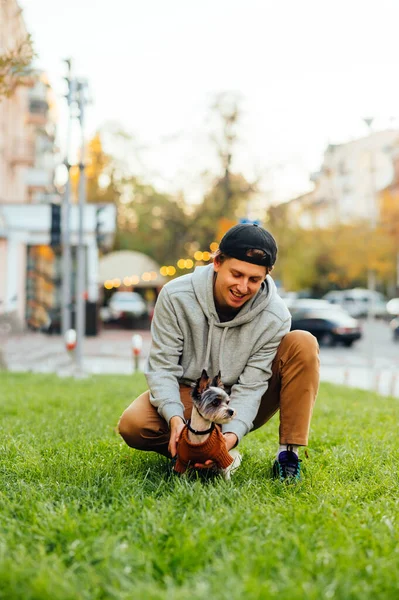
left=118, top=223, right=320, bottom=481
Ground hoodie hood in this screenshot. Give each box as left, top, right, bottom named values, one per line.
left=191, top=264, right=277, bottom=328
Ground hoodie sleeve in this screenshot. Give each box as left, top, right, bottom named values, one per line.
left=222, top=319, right=291, bottom=442
left=145, top=287, right=185, bottom=424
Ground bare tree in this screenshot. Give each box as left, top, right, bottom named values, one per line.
left=210, top=92, right=242, bottom=214
left=0, top=35, right=34, bottom=99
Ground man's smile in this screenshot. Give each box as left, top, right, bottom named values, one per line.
left=230, top=289, right=247, bottom=301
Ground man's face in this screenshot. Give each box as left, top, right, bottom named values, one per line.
left=213, top=258, right=267, bottom=310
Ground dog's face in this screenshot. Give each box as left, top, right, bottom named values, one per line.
left=191, top=369, right=235, bottom=424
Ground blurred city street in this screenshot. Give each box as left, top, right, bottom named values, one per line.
left=319, top=318, right=399, bottom=398
left=3, top=318, right=399, bottom=398
left=3, top=0, right=399, bottom=406
left=3, top=2, right=399, bottom=596
left=2, top=328, right=152, bottom=378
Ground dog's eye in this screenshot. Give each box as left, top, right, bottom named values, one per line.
left=211, top=399, right=220, bottom=407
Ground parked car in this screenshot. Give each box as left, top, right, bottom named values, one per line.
left=277, top=289, right=299, bottom=310
left=290, top=305, right=362, bottom=347
left=107, top=292, right=148, bottom=323
left=323, top=288, right=388, bottom=318
left=386, top=298, right=399, bottom=316
left=288, top=298, right=335, bottom=311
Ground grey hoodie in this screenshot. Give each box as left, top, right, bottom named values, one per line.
left=145, top=264, right=291, bottom=442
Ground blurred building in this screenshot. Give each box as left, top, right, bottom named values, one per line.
left=0, top=0, right=33, bottom=331
left=0, top=203, right=116, bottom=332
left=379, top=151, right=399, bottom=293
left=0, top=1, right=58, bottom=330
left=379, top=151, right=399, bottom=224
left=0, top=0, right=116, bottom=333
left=0, top=0, right=32, bottom=204
left=25, top=72, right=59, bottom=204
left=285, top=130, right=399, bottom=229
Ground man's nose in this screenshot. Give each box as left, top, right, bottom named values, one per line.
left=237, top=279, right=249, bottom=293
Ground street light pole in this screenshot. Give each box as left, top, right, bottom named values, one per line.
left=363, top=117, right=378, bottom=392
left=61, top=59, right=75, bottom=337
left=75, top=79, right=88, bottom=374
left=364, top=117, right=377, bottom=301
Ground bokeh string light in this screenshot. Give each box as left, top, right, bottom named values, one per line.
left=103, top=242, right=219, bottom=289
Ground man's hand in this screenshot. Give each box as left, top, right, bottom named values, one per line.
left=168, top=416, right=186, bottom=457
left=224, top=432, right=238, bottom=452
left=194, top=432, right=238, bottom=469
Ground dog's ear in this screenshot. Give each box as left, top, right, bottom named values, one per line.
left=199, top=369, right=211, bottom=392
left=192, top=369, right=210, bottom=399
left=211, top=371, right=224, bottom=389
left=199, top=369, right=210, bottom=392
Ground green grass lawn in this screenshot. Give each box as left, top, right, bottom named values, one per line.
left=0, top=372, right=398, bottom=600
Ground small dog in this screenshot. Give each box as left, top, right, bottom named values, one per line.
left=174, top=369, right=241, bottom=479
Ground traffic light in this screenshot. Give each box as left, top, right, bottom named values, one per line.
left=50, top=203, right=61, bottom=247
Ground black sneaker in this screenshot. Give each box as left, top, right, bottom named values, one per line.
left=272, top=450, right=301, bottom=482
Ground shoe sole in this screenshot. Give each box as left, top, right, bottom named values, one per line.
left=222, top=449, right=242, bottom=480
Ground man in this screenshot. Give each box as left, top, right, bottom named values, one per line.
left=118, top=223, right=319, bottom=481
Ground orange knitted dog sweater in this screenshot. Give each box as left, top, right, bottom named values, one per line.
left=174, top=424, right=234, bottom=474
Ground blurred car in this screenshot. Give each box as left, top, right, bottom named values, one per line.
left=277, top=289, right=299, bottom=310
left=289, top=298, right=334, bottom=311
left=108, top=292, right=147, bottom=322
left=389, top=317, right=399, bottom=342
left=290, top=305, right=362, bottom=347
left=386, top=298, right=399, bottom=316
left=323, top=288, right=388, bottom=318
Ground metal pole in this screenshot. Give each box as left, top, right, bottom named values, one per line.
left=364, top=118, right=377, bottom=306
left=75, top=80, right=88, bottom=374
left=61, top=60, right=75, bottom=337
left=364, top=117, right=377, bottom=393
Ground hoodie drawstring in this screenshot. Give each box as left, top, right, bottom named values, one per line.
left=202, top=319, right=229, bottom=380
left=219, top=327, right=229, bottom=377
left=203, top=319, right=214, bottom=372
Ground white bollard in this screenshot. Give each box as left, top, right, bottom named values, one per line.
left=374, top=371, right=381, bottom=393
left=131, top=334, right=143, bottom=372
left=65, top=328, right=77, bottom=352
left=390, top=373, right=397, bottom=397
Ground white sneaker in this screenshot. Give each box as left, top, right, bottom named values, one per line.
left=222, top=449, right=242, bottom=480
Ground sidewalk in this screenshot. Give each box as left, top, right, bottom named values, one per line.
left=320, top=363, right=399, bottom=398
left=3, top=329, right=152, bottom=377
left=2, top=328, right=399, bottom=398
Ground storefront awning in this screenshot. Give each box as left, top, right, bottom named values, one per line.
left=98, top=250, right=167, bottom=288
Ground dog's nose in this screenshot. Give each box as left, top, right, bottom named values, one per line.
left=227, top=408, right=235, bottom=417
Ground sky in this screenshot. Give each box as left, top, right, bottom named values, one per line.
left=19, top=0, right=399, bottom=205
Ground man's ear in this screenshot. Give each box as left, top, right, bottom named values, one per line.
left=213, top=259, right=221, bottom=273
left=211, top=371, right=223, bottom=389
left=264, top=266, right=273, bottom=279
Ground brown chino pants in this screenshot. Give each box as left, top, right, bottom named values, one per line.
left=118, top=330, right=320, bottom=457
